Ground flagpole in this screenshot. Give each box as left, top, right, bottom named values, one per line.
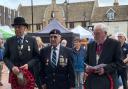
left=31, top=0, right=34, bottom=32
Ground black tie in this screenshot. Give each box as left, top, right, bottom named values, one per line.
left=17, top=37, right=23, bottom=45
left=51, top=47, right=57, bottom=67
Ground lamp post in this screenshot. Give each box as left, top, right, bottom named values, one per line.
left=64, top=0, right=69, bottom=28
left=31, top=0, right=34, bottom=32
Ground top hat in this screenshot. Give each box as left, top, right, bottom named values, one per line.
left=49, top=29, right=61, bottom=35
left=12, top=17, right=28, bottom=27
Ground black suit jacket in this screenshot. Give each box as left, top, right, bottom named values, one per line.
left=40, top=45, right=75, bottom=89
left=85, top=38, right=123, bottom=89
left=4, top=36, right=39, bottom=70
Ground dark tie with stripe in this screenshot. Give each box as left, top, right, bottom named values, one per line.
left=51, top=47, right=57, bottom=68
left=17, top=37, right=23, bottom=56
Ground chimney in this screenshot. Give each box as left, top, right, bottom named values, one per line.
left=113, top=0, right=119, bottom=6
left=113, top=0, right=119, bottom=18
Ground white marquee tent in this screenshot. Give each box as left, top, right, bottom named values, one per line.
left=71, top=25, right=94, bottom=39
left=37, top=19, right=70, bottom=33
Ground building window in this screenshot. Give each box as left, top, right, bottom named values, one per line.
left=82, top=21, right=86, bottom=27
left=69, top=22, right=74, bottom=28
left=36, top=24, right=41, bottom=30
left=106, top=8, right=115, bottom=21
left=107, top=12, right=115, bottom=20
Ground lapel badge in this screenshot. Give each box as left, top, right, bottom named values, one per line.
left=28, top=46, right=31, bottom=51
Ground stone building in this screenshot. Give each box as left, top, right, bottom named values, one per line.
left=91, top=0, right=128, bottom=35
left=18, top=0, right=95, bottom=32
left=0, top=5, right=18, bottom=26
left=1, top=0, right=128, bottom=36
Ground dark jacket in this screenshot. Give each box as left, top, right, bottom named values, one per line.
left=85, top=38, right=123, bottom=89
left=40, top=45, right=75, bottom=89
left=4, top=36, right=39, bottom=70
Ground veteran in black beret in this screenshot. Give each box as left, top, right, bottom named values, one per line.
left=39, top=29, right=75, bottom=89
left=3, top=17, right=40, bottom=89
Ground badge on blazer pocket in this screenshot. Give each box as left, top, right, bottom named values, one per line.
left=59, top=56, right=67, bottom=67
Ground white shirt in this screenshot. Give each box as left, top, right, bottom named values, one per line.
left=51, top=44, right=60, bottom=65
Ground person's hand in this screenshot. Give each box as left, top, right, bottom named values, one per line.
left=123, top=57, right=128, bottom=64
left=20, top=64, right=28, bottom=69
left=41, top=84, right=46, bottom=89
left=86, top=65, right=95, bottom=73
left=95, top=67, right=104, bottom=75
left=12, top=66, right=20, bottom=75
left=83, top=72, right=88, bottom=82
left=70, top=87, right=74, bottom=89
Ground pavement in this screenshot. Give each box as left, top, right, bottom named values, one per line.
left=0, top=64, right=123, bottom=89
left=0, top=64, right=11, bottom=89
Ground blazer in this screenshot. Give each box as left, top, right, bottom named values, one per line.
left=85, top=38, right=123, bottom=89
left=40, top=45, right=75, bottom=89
left=4, top=35, right=39, bottom=70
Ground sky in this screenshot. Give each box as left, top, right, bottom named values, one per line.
left=0, top=0, right=128, bottom=9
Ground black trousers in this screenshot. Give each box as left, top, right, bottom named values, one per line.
left=118, top=69, right=128, bottom=89
left=32, top=62, right=42, bottom=89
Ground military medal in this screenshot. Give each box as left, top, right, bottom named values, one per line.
left=45, top=59, right=49, bottom=65
left=28, top=46, right=31, bottom=51
left=60, top=56, right=65, bottom=67
left=21, top=45, right=23, bottom=50
left=18, top=45, right=22, bottom=56
left=25, top=40, right=28, bottom=43
left=60, top=57, right=64, bottom=63
left=65, top=58, right=67, bottom=64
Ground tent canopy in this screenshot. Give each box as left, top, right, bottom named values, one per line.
left=71, top=25, right=94, bottom=39
left=27, top=19, right=79, bottom=48
left=37, top=19, right=70, bottom=33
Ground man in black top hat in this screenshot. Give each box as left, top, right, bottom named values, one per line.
left=39, top=29, right=75, bottom=89
left=4, top=17, right=40, bottom=89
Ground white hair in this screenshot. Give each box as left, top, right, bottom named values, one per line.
left=117, top=32, right=127, bottom=40
left=61, top=39, right=67, bottom=47
left=94, top=23, right=108, bottom=32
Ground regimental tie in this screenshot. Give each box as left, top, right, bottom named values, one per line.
left=17, top=37, right=23, bottom=56
left=51, top=47, right=57, bottom=68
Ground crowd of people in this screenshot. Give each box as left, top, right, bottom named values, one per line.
left=0, top=16, right=127, bottom=89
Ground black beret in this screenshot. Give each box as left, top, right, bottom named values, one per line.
left=49, top=29, right=61, bottom=35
